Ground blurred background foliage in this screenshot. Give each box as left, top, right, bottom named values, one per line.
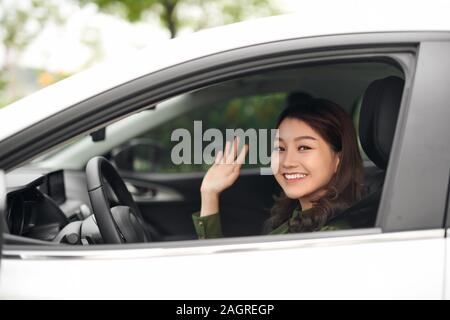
left=77, top=0, right=281, bottom=38
left=139, top=93, right=287, bottom=173
left=0, top=0, right=283, bottom=108
left=0, top=0, right=66, bottom=107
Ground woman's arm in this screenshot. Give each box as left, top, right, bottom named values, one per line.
left=200, top=192, right=220, bottom=217
left=192, top=138, right=247, bottom=239
left=200, top=137, right=248, bottom=217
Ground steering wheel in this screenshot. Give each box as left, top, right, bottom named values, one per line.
left=86, top=156, right=154, bottom=244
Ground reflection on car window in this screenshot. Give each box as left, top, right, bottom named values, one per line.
left=138, top=93, right=286, bottom=173
left=351, top=94, right=370, bottom=162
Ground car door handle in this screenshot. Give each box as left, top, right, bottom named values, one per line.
left=125, top=182, right=156, bottom=198
left=124, top=181, right=184, bottom=202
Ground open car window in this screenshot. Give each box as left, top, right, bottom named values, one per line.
left=4, top=55, right=408, bottom=246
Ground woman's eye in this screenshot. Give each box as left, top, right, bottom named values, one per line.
left=273, top=146, right=284, bottom=152
left=298, top=145, right=311, bottom=151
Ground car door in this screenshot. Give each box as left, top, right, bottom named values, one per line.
left=0, top=34, right=449, bottom=299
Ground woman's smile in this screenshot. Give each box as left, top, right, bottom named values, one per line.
left=282, top=172, right=309, bottom=182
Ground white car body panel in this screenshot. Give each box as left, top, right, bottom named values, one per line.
left=1, top=1, right=450, bottom=141
left=0, top=229, right=445, bottom=299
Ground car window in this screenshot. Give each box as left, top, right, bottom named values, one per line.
left=129, top=93, right=286, bottom=173
left=101, top=61, right=405, bottom=241
left=5, top=59, right=406, bottom=246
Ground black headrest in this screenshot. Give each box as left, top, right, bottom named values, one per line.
left=359, top=76, right=404, bottom=170
left=286, top=91, right=313, bottom=106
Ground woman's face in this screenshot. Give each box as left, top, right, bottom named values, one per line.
left=271, top=118, right=340, bottom=209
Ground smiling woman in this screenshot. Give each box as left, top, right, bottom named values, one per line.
left=193, top=97, right=363, bottom=238
left=268, top=98, right=363, bottom=233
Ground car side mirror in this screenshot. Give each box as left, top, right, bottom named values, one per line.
left=111, top=139, right=166, bottom=173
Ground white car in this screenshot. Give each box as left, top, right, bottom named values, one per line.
left=1, top=2, right=450, bottom=299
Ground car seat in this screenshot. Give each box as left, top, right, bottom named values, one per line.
left=328, top=75, right=405, bottom=228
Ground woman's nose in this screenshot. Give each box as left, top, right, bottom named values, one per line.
left=281, top=149, right=299, bottom=169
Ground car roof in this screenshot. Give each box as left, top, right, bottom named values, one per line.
left=1, top=0, right=450, bottom=141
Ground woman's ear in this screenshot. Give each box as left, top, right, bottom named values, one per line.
left=334, top=152, right=341, bottom=173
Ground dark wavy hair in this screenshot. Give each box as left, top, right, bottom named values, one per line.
left=266, top=97, right=364, bottom=233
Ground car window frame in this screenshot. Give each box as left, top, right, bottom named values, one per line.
left=0, top=170, right=5, bottom=264
left=445, top=171, right=450, bottom=230
left=3, top=32, right=450, bottom=253
left=376, top=41, right=450, bottom=232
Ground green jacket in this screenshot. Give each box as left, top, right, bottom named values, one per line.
left=192, top=208, right=350, bottom=239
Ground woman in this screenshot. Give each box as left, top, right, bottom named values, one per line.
left=192, top=97, right=364, bottom=238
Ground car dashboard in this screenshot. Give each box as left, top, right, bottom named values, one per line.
left=5, top=169, right=101, bottom=245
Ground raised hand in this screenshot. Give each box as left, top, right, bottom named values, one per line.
left=200, top=137, right=248, bottom=217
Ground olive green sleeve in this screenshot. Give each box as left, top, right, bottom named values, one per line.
left=320, top=219, right=351, bottom=231
left=192, top=212, right=223, bottom=239
left=319, top=225, right=341, bottom=231
left=269, top=221, right=289, bottom=234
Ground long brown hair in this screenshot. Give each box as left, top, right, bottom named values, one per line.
left=266, top=97, right=364, bottom=232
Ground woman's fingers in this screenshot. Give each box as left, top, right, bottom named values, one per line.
left=235, top=143, right=248, bottom=165
left=214, top=150, right=223, bottom=164
left=223, top=140, right=231, bottom=164
left=226, top=137, right=239, bottom=164
left=220, top=137, right=246, bottom=166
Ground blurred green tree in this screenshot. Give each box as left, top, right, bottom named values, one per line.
left=0, top=0, right=64, bottom=107
left=77, top=0, right=282, bottom=38
left=139, top=92, right=286, bottom=173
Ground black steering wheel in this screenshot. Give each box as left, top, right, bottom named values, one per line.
left=86, top=156, right=154, bottom=244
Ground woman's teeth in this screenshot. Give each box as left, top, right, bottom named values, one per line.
left=283, top=173, right=307, bottom=180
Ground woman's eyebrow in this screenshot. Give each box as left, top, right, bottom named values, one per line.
left=276, top=136, right=317, bottom=142
left=294, top=136, right=317, bottom=141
